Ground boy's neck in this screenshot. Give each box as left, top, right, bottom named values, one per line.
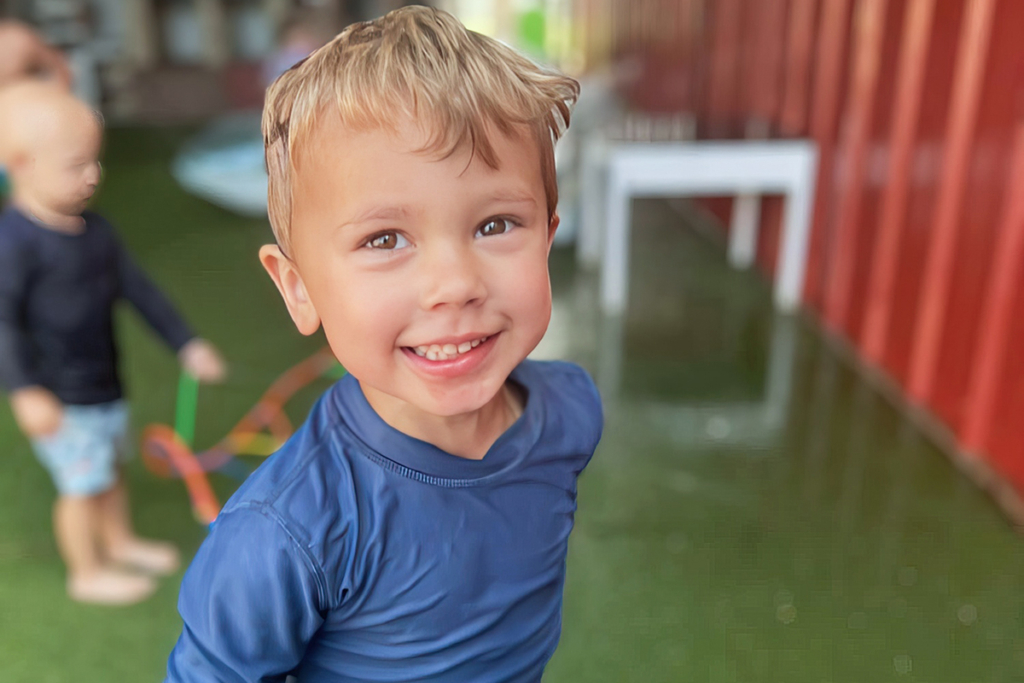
left=361, top=381, right=523, bottom=460
left=12, top=194, right=85, bottom=233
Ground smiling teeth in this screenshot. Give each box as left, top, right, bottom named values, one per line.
left=413, top=336, right=489, bottom=361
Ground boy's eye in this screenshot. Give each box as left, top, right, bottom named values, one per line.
left=477, top=218, right=515, bottom=237
left=364, top=231, right=409, bottom=250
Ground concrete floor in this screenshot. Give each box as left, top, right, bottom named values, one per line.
left=0, top=129, right=1022, bottom=682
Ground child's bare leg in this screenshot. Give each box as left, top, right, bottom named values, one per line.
left=54, top=494, right=102, bottom=576
left=55, top=493, right=156, bottom=604
left=94, top=473, right=132, bottom=548
left=98, top=474, right=180, bottom=576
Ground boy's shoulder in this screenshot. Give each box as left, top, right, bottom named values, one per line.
left=515, top=359, right=603, bottom=453
left=517, top=359, right=599, bottom=406
left=218, top=381, right=357, bottom=539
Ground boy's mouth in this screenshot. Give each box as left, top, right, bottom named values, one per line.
left=408, top=335, right=491, bottom=362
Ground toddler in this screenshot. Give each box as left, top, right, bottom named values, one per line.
left=0, top=82, right=226, bottom=604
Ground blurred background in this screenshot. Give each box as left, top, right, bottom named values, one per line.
left=4, top=0, right=1024, bottom=681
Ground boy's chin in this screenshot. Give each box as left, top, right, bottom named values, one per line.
left=417, top=390, right=501, bottom=419
left=414, top=379, right=510, bottom=418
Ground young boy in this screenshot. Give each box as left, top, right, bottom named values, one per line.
left=166, top=7, right=601, bottom=681
left=0, top=82, right=226, bottom=604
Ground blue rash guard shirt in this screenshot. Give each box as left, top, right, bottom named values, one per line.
left=166, top=360, right=602, bottom=683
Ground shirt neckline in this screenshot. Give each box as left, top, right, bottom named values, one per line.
left=5, top=205, right=89, bottom=237
left=331, top=362, right=545, bottom=483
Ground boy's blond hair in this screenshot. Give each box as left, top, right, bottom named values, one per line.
left=262, top=5, right=579, bottom=254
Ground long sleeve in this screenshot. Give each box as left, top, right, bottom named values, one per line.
left=166, top=506, right=327, bottom=683
left=115, top=240, right=195, bottom=352
left=0, top=238, right=37, bottom=392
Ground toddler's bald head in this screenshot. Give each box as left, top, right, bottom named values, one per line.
left=0, top=82, right=103, bottom=219
left=0, top=81, right=99, bottom=163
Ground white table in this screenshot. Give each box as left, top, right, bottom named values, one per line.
left=578, top=139, right=818, bottom=314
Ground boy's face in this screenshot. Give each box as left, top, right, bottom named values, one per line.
left=17, top=110, right=101, bottom=216
left=264, top=116, right=557, bottom=418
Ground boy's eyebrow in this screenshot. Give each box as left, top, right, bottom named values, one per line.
left=341, top=192, right=537, bottom=229
left=340, top=204, right=411, bottom=228
left=487, top=190, right=537, bottom=205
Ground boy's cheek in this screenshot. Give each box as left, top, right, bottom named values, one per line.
left=504, top=258, right=552, bottom=300
left=319, top=294, right=404, bottom=351
left=321, top=272, right=407, bottom=322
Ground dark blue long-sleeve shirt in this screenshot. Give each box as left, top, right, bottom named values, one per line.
left=0, top=206, right=194, bottom=404
left=166, top=360, right=603, bottom=682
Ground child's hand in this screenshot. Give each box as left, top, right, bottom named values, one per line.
left=179, top=338, right=228, bottom=384
left=9, top=386, right=63, bottom=438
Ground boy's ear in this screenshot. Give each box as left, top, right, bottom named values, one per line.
left=547, top=213, right=560, bottom=253
left=258, top=244, right=321, bottom=336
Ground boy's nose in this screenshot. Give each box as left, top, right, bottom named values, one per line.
left=419, top=245, right=487, bottom=310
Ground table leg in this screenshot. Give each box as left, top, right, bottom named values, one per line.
left=775, top=155, right=817, bottom=311
left=577, top=138, right=607, bottom=268
left=600, top=167, right=631, bottom=315
left=728, top=193, right=761, bottom=269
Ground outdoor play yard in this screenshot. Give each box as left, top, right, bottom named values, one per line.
left=4, top=127, right=1024, bottom=683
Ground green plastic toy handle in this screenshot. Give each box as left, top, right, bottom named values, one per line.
left=175, top=371, right=200, bottom=449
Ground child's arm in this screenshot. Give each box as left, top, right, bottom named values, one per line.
left=115, top=239, right=225, bottom=383
left=115, top=241, right=196, bottom=353
left=0, top=243, right=63, bottom=437
left=166, top=506, right=326, bottom=682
